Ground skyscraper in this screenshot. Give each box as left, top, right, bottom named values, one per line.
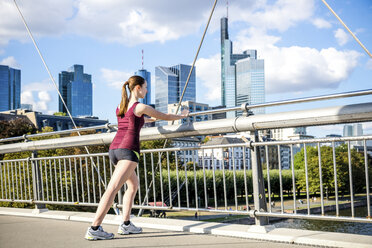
left=343, top=125, right=353, bottom=137
left=344, top=123, right=363, bottom=146
left=135, top=69, right=151, bottom=105
left=0, top=65, right=21, bottom=111
left=220, top=17, right=265, bottom=118
left=58, top=65, right=92, bottom=117
left=236, top=51, right=265, bottom=115
left=155, top=64, right=196, bottom=126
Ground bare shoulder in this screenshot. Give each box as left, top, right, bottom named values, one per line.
left=135, top=103, right=151, bottom=115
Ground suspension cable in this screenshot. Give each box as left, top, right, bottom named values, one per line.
left=138, top=0, right=218, bottom=216
left=13, top=0, right=106, bottom=188
left=321, top=0, right=372, bottom=58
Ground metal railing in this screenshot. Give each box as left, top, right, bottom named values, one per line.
left=1, top=97, right=372, bottom=225
left=0, top=135, right=371, bottom=225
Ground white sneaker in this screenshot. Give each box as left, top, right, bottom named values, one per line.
left=117, top=222, right=142, bottom=235
left=85, top=226, right=114, bottom=241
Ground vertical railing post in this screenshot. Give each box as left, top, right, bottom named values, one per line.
left=250, top=131, right=268, bottom=225
left=31, top=151, right=46, bottom=210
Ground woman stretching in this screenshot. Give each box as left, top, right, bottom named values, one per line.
left=85, top=75, right=189, bottom=240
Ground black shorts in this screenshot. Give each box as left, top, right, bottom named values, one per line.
left=109, top=148, right=139, bottom=165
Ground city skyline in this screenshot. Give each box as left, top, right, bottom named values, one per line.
left=0, top=0, right=371, bottom=136
left=220, top=17, right=266, bottom=118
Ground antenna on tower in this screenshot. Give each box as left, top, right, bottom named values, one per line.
left=141, top=49, right=144, bottom=69
left=226, top=0, right=228, bottom=19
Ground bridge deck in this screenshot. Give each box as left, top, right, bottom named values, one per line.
left=0, top=207, right=371, bottom=248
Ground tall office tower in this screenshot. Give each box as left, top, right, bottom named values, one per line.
left=236, top=51, right=265, bottom=115
left=352, top=123, right=363, bottom=136
left=343, top=125, right=353, bottom=137
left=344, top=123, right=363, bottom=146
left=220, top=17, right=265, bottom=118
left=135, top=69, right=151, bottom=105
left=58, top=65, right=92, bottom=117
left=155, top=64, right=196, bottom=126
left=0, top=65, right=21, bottom=111
left=352, top=123, right=363, bottom=146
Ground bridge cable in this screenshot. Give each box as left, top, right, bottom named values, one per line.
left=321, top=0, right=372, bottom=58
left=138, top=0, right=218, bottom=216
left=13, top=0, right=107, bottom=189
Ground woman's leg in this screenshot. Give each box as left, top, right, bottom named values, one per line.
left=92, top=160, right=137, bottom=226
left=122, top=171, right=139, bottom=222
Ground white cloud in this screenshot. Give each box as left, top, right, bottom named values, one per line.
left=0, top=0, right=74, bottom=46
left=101, top=68, right=133, bottom=89
left=195, top=54, right=221, bottom=102
left=21, top=79, right=55, bottom=113
left=312, top=18, right=332, bottom=29
left=234, top=27, right=362, bottom=94
left=334, top=28, right=350, bottom=46
left=233, top=0, right=314, bottom=33
left=0, top=56, right=20, bottom=68
left=21, top=91, right=33, bottom=105
left=68, top=0, right=214, bottom=45
left=0, top=0, right=315, bottom=47
left=38, top=91, right=51, bottom=102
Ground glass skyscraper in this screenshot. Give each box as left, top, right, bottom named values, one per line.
left=0, top=65, right=21, bottom=111
left=58, top=65, right=92, bottom=117
left=236, top=51, right=265, bottom=115
left=155, top=64, right=196, bottom=126
left=135, top=69, right=151, bottom=105
left=220, top=17, right=265, bottom=118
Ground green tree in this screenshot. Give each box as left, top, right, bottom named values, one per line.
left=294, top=144, right=368, bottom=195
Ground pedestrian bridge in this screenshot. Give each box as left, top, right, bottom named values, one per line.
left=1, top=94, right=372, bottom=247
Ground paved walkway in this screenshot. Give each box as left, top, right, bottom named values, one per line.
left=0, top=207, right=371, bottom=248
left=1, top=215, right=307, bottom=248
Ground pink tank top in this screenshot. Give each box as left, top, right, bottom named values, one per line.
left=109, top=102, right=145, bottom=153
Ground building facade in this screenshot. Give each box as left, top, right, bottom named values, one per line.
left=135, top=69, right=151, bottom=105
left=171, top=137, right=200, bottom=164
left=344, top=123, right=364, bottom=146
left=0, top=65, right=21, bottom=112
left=59, top=65, right=92, bottom=117
left=343, top=125, right=353, bottom=137
left=220, top=17, right=265, bottom=118
left=167, top=101, right=210, bottom=125
left=198, top=136, right=251, bottom=170
left=235, top=53, right=265, bottom=115
left=155, top=64, right=196, bottom=126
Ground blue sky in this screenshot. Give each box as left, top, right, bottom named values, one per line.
left=0, top=0, right=371, bottom=137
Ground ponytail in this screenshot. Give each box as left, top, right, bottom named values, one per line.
left=118, top=81, right=129, bottom=117
left=117, top=75, right=145, bottom=117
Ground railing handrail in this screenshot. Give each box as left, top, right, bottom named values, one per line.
left=196, top=88, right=372, bottom=116
left=0, top=102, right=371, bottom=154
left=1, top=88, right=371, bottom=144
left=1, top=134, right=371, bottom=162
left=0, top=123, right=117, bottom=144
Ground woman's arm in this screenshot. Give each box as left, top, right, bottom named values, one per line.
left=136, top=104, right=189, bottom=121
left=144, top=117, right=157, bottom=123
